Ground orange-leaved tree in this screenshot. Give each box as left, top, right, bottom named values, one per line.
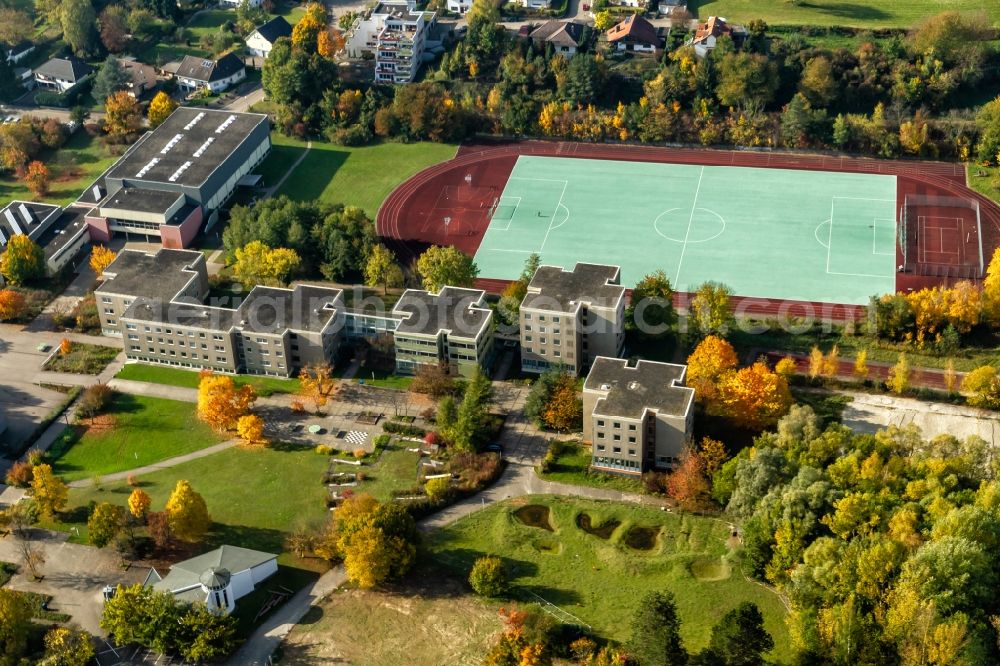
left=299, top=363, right=336, bottom=413
left=686, top=335, right=738, bottom=403
left=196, top=370, right=256, bottom=431
left=0, top=289, right=26, bottom=322
left=542, top=375, right=583, bottom=432
left=103, top=91, right=142, bottom=140
left=667, top=446, right=710, bottom=510
left=714, top=361, right=792, bottom=430
left=59, top=338, right=72, bottom=356
left=23, top=160, right=49, bottom=196
left=89, top=245, right=117, bottom=277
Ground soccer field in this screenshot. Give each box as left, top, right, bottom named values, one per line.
left=472, top=156, right=898, bottom=305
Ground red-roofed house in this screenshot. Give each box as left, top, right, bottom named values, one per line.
left=606, top=15, right=661, bottom=53
left=690, top=16, right=745, bottom=56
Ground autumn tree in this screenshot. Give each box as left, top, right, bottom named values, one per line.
left=667, top=447, right=710, bottom=510
left=961, top=366, right=1000, bottom=409
left=854, top=349, right=870, bottom=381
left=88, top=502, right=125, bottom=548
left=688, top=281, right=734, bottom=339
left=416, top=245, right=478, bottom=291
left=336, top=496, right=418, bottom=588
left=290, top=2, right=326, bottom=52
left=298, top=363, right=336, bottom=412
left=128, top=487, right=151, bottom=520
left=147, top=91, right=178, bottom=128
left=165, top=480, right=210, bottom=542
left=808, top=346, right=824, bottom=379
left=363, top=243, right=403, bottom=294
left=0, top=588, right=31, bottom=663
left=61, top=0, right=97, bottom=56
left=0, top=289, right=26, bottom=321
left=30, top=463, right=67, bottom=518
left=774, top=356, right=796, bottom=378
left=686, top=335, right=738, bottom=402
left=542, top=375, right=583, bottom=432
left=103, top=91, right=142, bottom=140
left=887, top=353, right=911, bottom=394
left=23, top=160, right=49, bottom=196
left=699, top=436, right=728, bottom=480
left=98, top=5, right=129, bottom=52
left=714, top=362, right=792, bottom=430
left=469, top=555, right=508, bottom=597
left=0, top=9, right=33, bottom=48
left=89, top=245, right=117, bottom=276
left=196, top=371, right=256, bottom=431
left=943, top=359, right=958, bottom=392
left=237, top=414, right=268, bottom=447
left=0, top=234, right=44, bottom=285
left=42, top=626, right=96, bottom=666
left=410, top=361, right=455, bottom=398
left=822, top=344, right=840, bottom=378
left=59, top=338, right=72, bottom=356
left=233, top=240, right=301, bottom=287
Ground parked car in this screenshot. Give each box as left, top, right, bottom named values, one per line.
left=485, top=443, right=503, bottom=454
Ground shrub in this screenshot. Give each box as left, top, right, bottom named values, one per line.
left=425, top=476, right=451, bottom=500
left=424, top=431, right=439, bottom=446
left=25, top=449, right=44, bottom=467
left=127, top=474, right=138, bottom=487
left=5, top=461, right=33, bottom=487
left=383, top=421, right=427, bottom=437
left=315, top=444, right=332, bottom=455
left=469, top=556, right=508, bottom=597
left=353, top=448, right=367, bottom=459
left=77, top=383, right=115, bottom=420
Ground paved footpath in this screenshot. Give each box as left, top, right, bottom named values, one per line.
left=67, top=439, right=239, bottom=488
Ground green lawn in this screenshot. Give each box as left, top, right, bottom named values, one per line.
left=0, top=131, right=117, bottom=206
left=426, top=496, right=791, bottom=658
left=539, top=442, right=645, bottom=494
left=48, top=393, right=225, bottom=482
left=115, top=363, right=300, bottom=396
left=687, top=0, right=999, bottom=28
left=967, top=163, right=1000, bottom=207
left=329, top=441, right=422, bottom=501
left=186, top=10, right=232, bottom=40
left=254, top=132, right=308, bottom=188
left=274, top=139, right=458, bottom=217
left=43, top=343, right=119, bottom=375
left=57, top=444, right=331, bottom=556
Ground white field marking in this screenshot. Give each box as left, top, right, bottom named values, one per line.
left=489, top=195, right=522, bottom=231
left=538, top=179, right=570, bottom=254
left=814, top=219, right=831, bottom=249
left=674, top=166, right=705, bottom=285
left=827, top=196, right=896, bottom=278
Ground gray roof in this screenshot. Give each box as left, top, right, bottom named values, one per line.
left=392, top=286, right=491, bottom=339
left=104, top=107, right=268, bottom=189
left=151, top=545, right=276, bottom=595
left=176, top=52, right=245, bottom=83
left=585, top=357, right=694, bottom=419
left=96, top=248, right=205, bottom=303
left=35, top=207, right=91, bottom=261
left=522, top=263, right=624, bottom=313
left=34, top=55, right=92, bottom=82
left=0, top=200, right=60, bottom=244
left=252, top=16, right=292, bottom=44
left=529, top=21, right=585, bottom=47
left=236, top=284, right=343, bottom=335
left=99, top=188, right=184, bottom=216
left=122, top=299, right=236, bottom=331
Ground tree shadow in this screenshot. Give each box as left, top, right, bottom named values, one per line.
left=280, top=148, right=349, bottom=201
left=800, top=1, right=889, bottom=19
left=207, top=522, right=289, bottom=555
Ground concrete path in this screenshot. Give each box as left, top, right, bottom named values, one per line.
left=106, top=378, right=198, bottom=403
left=266, top=140, right=312, bottom=196
left=67, top=439, right=239, bottom=488
left=224, top=85, right=266, bottom=113
left=26, top=264, right=97, bottom=333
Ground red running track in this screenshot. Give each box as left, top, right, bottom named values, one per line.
left=377, top=140, right=1000, bottom=320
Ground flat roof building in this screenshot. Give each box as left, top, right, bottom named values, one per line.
left=520, top=263, right=626, bottom=376
left=82, top=107, right=270, bottom=249
left=583, top=357, right=694, bottom=475
left=0, top=200, right=92, bottom=284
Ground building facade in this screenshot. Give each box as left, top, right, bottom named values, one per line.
left=245, top=17, right=292, bottom=58
left=82, top=108, right=270, bottom=248
left=97, top=249, right=344, bottom=378
left=345, top=1, right=435, bottom=84
left=0, top=201, right=92, bottom=284
left=391, top=286, right=495, bottom=377
left=519, top=263, right=626, bottom=376
left=582, top=357, right=694, bottom=475
left=175, top=53, right=246, bottom=93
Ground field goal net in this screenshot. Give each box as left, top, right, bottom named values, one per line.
left=899, top=194, right=984, bottom=279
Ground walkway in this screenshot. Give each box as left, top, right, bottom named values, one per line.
left=67, top=439, right=239, bottom=488
left=266, top=140, right=312, bottom=196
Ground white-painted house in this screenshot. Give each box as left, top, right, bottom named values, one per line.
left=220, top=0, right=262, bottom=7
left=175, top=53, right=246, bottom=93
left=245, top=16, right=293, bottom=59
left=144, top=545, right=278, bottom=614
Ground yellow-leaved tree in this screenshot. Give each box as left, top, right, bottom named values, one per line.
left=298, top=363, right=336, bottom=413
left=686, top=335, right=737, bottom=402
left=30, top=464, right=67, bottom=518
left=808, top=346, right=824, bottom=379
left=165, top=480, right=210, bottom=542
left=887, top=353, right=911, bottom=394
left=853, top=349, right=869, bottom=380
left=961, top=366, right=1000, bottom=409
left=983, top=248, right=1000, bottom=322
left=291, top=2, right=326, bottom=52
left=196, top=371, right=256, bottom=431
left=774, top=356, right=797, bottom=378
left=233, top=240, right=301, bottom=288
left=822, top=345, right=840, bottom=378
left=127, top=488, right=151, bottom=519
left=714, top=362, right=792, bottom=430
left=147, top=91, right=178, bottom=127
left=943, top=359, right=958, bottom=392
left=363, top=243, right=403, bottom=294
left=89, top=245, right=116, bottom=277
left=237, top=414, right=268, bottom=447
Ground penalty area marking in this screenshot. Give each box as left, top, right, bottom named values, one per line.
left=815, top=219, right=831, bottom=249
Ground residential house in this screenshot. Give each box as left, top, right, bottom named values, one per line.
left=2, top=41, right=34, bottom=64
left=0, top=201, right=92, bottom=285
left=658, top=0, right=687, bottom=17
left=344, top=1, right=436, bottom=84
left=446, top=0, right=472, bottom=13
left=391, top=286, right=495, bottom=377
left=519, top=263, right=626, bottom=376
left=607, top=0, right=646, bottom=8
left=582, top=357, right=694, bottom=475
left=245, top=16, right=292, bottom=59
left=529, top=21, right=586, bottom=58
left=33, top=56, right=92, bottom=93
left=606, top=14, right=661, bottom=53
left=521, top=0, right=553, bottom=9
left=175, top=53, right=246, bottom=93
left=82, top=107, right=271, bottom=247
left=121, top=56, right=158, bottom=98
left=97, top=248, right=345, bottom=378
left=145, top=545, right=277, bottom=614
left=690, top=16, right=745, bottom=57
left=220, top=0, right=261, bottom=7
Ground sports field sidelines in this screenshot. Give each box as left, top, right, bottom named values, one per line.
left=470, top=156, right=898, bottom=305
